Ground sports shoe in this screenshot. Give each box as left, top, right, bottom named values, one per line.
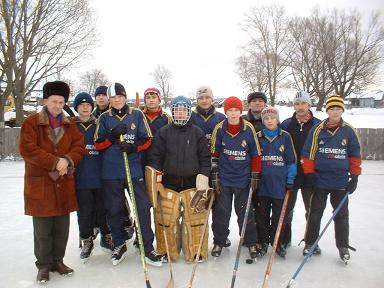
left=100, top=234, right=114, bottom=253
left=211, top=244, right=223, bottom=257
left=111, top=243, right=127, bottom=266
left=276, top=245, right=287, bottom=258
left=145, top=250, right=163, bottom=267
left=248, top=245, right=259, bottom=259
left=303, top=244, right=322, bottom=256
left=80, top=236, right=94, bottom=262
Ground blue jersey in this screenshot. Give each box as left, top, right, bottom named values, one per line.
left=257, top=128, right=297, bottom=199
left=74, top=116, right=102, bottom=189
left=191, top=109, right=226, bottom=147
left=94, top=107, right=152, bottom=180
left=211, top=119, right=261, bottom=188
left=144, top=109, right=172, bottom=136
left=302, top=119, right=361, bottom=190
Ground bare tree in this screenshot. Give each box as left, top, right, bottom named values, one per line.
left=319, top=10, right=384, bottom=99
left=0, top=0, right=97, bottom=126
left=287, top=12, right=334, bottom=110
left=78, top=69, right=109, bottom=95
left=151, top=65, right=172, bottom=108
left=236, top=52, right=269, bottom=94
left=242, top=5, right=291, bottom=106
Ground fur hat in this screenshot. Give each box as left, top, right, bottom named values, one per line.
left=144, top=87, right=161, bottom=102
left=326, top=95, right=345, bottom=111
left=224, top=96, right=243, bottom=114
left=43, top=81, right=70, bottom=102
left=107, top=82, right=126, bottom=98
left=247, top=92, right=267, bottom=103
left=196, top=86, right=213, bottom=99
left=94, top=85, right=108, bottom=97
left=293, top=90, right=312, bottom=105
left=261, top=107, right=279, bottom=123
left=73, top=92, right=94, bottom=112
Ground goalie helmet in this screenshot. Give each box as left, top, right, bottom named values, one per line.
left=170, top=95, right=192, bottom=126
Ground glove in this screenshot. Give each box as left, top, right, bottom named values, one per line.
left=211, top=157, right=219, bottom=174
left=251, top=172, right=260, bottom=191
left=118, top=141, right=136, bottom=154
left=110, top=124, right=127, bottom=143
left=346, top=175, right=358, bottom=194
left=210, top=172, right=220, bottom=195
left=286, top=182, right=294, bottom=191
left=196, top=174, right=209, bottom=191
left=303, top=173, right=315, bottom=189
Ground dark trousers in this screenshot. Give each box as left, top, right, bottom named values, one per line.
left=103, top=178, right=154, bottom=252
left=76, top=188, right=110, bottom=239
left=212, top=185, right=257, bottom=247
left=305, top=189, right=349, bottom=248
left=255, top=196, right=285, bottom=245
left=33, top=215, right=69, bottom=269
left=280, top=187, right=314, bottom=245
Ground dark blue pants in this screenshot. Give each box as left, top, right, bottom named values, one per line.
left=76, top=188, right=110, bottom=239
left=255, top=196, right=284, bottom=245
left=305, top=189, right=349, bottom=248
left=212, top=185, right=257, bottom=247
left=103, top=178, right=154, bottom=252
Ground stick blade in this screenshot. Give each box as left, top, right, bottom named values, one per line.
left=146, top=280, right=152, bottom=288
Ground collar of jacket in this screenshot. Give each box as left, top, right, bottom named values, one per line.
left=322, top=118, right=345, bottom=129
left=246, top=109, right=262, bottom=122
left=73, top=114, right=97, bottom=125
left=196, top=105, right=215, bottom=117
left=38, top=107, right=71, bottom=126
left=109, top=104, right=129, bottom=116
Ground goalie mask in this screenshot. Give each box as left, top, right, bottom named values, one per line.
left=171, top=95, right=192, bottom=126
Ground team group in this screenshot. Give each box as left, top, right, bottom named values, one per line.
left=19, top=81, right=361, bottom=284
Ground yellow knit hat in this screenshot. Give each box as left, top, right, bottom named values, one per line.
left=325, top=95, right=344, bottom=111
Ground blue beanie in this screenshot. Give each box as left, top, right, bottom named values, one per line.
left=94, top=85, right=108, bottom=97
left=73, top=92, right=94, bottom=112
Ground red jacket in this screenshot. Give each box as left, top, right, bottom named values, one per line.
left=19, top=109, right=85, bottom=216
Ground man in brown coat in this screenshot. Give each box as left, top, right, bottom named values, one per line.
left=19, top=81, right=85, bottom=284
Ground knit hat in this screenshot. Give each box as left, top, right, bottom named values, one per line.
left=247, top=92, right=267, bottom=103
left=196, top=86, right=213, bottom=99
left=224, top=96, right=243, bottom=114
left=94, top=85, right=108, bottom=97
left=144, top=87, right=161, bottom=102
left=325, top=95, right=345, bottom=111
left=73, top=92, right=94, bottom=112
left=43, top=81, right=70, bottom=102
left=293, top=90, right=312, bottom=105
left=107, top=82, right=126, bottom=98
left=261, top=107, right=279, bottom=123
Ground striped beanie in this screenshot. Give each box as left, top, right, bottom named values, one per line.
left=261, top=107, right=279, bottom=123
left=107, top=82, right=126, bottom=98
left=325, top=95, right=344, bottom=111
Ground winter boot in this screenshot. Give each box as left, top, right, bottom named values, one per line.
left=211, top=244, right=223, bottom=257
left=223, top=238, right=231, bottom=247
left=100, top=234, right=114, bottom=253
left=338, top=247, right=350, bottom=262
left=303, top=244, right=322, bottom=256
left=36, top=268, right=49, bottom=284
left=111, top=243, right=127, bottom=266
left=93, top=227, right=100, bottom=240
left=80, top=236, right=94, bottom=262
left=145, top=250, right=163, bottom=267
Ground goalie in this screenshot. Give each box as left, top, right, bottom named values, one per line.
left=146, top=96, right=212, bottom=263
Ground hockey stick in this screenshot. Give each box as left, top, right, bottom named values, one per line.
left=262, top=190, right=291, bottom=288
left=188, top=189, right=215, bottom=288
left=121, top=137, right=151, bottom=288
left=286, top=192, right=350, bottom=288
left=230, top=185, right=255, bottom=288
left=157, top=192, right=175, bottom=288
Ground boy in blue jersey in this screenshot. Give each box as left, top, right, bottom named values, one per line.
left=72, top=92, right=112, bottom=262
left=302, top=96, right=361, bottom=261
left=94, top=83, right=162, bottom=267
left=210, top=96, right=262, bottom=259
left=256, top=107, right=297, bottom=258
left=191, top=86, right=226, bottom=147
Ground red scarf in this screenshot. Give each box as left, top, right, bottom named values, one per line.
left=146, top=108, right=161, bottom=121
left=227, top=119, right=241, bottom=135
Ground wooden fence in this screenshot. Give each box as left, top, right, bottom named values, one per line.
left=1, top=127, right=384, bottom=160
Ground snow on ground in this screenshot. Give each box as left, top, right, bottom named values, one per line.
left=0, top=160, right=384, bottom=288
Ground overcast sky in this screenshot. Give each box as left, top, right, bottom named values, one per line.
left=77, top=0, right=384, bottom=99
